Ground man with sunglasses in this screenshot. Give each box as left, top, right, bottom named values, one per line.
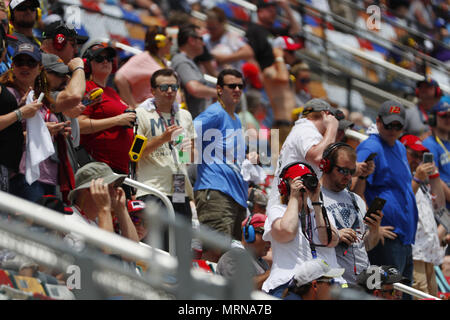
left=320, top=143, right=383, bottom=285
left=8, top=0, right=41, bottom=46
left=291, top=61, right=312, bottom=108
left=135, top=68, right=196, bottom=251
left=356, top=100, right=418, bottom=296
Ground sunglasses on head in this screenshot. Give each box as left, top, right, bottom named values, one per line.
left=93, top=54, right=114, bottom=63
left=15, top=4, right=37, bottom=11
left=382, top=120, right=403, bottom=131
left=157, top=84, right=179, bottom=92
left=223, top=83, right=245, bottom=90
left=335, top=165, right=356, bottom=176
left=13, top=57, right=39, bottom=68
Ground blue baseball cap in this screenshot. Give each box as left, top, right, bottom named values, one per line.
left=13, top=42, right=42, bottom=62
left=432, top=96, right=450, bottom=114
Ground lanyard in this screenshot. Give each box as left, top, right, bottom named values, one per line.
left=154, top=108, right=181, bottom=171
left=435, top=135, right=450, bottom=157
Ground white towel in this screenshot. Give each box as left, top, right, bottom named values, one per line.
left=241, top=159, right=267, bottom=185
left=25, top=90, right=55, bottom=185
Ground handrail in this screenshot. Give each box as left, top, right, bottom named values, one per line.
left=393, top=282, right=441, bottom=300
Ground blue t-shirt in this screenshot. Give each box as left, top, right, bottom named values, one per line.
left=356, top=134, right=418, bottom=245
left=194, top=102, right=248, bottom=208
left=422, top=135, right=450, bottom=184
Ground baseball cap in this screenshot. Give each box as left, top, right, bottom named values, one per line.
left=302, top=98, right=332, bottom=115
left=416, top=76, right=439, bottom=89
left=338, top=119, right=354, bottom=131
left=9, top=0, right=39, bottom=10
left=67, top=162, right=127, bottom=203
left=42, top=21, right=88, bottom=45
left=357, top=265, right=406, bottom=288
left=38, top=195, right=73, bottom=215
left=400, top=134, right=429, bottom=152
left=257, top=0, right=276, bottom=9
left=42, top=53, right=69, bottom=74
left=127, top=200, right=146, bottom=214
left=253, top=188, right=268, bottom=206
left=241, top=213, right=267, bottom=229
left=273, top=36, right=302, bottom=51
left=241, top=62, right=263, bottom=89
left=80, top=39, right=116, bottom=60
left=281, top=162, right=316, bottom=180
left=431, top=96, right=450, bottom=114
left=378, top=100, right=405, bottom=125
left=12, top=42, right=41, bottom=61
left=292, top=259, right=345, bottom=287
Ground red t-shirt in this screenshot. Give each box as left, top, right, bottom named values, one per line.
left=80, top=81, right=134, bottom=174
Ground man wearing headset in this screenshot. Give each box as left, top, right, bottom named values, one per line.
left=320, top=142, right=382, bottom=285
left=216, top=213, right=271, bottom=290
left=8, top=0, right=40, bottom=46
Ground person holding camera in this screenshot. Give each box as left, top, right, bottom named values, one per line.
left=77, top=40, right=135, bottom=181
left=400, top=134, right=447, bottom=297
left=320, top=142, right=383, bottom=285
left=261, top=162, right=340, bottom=299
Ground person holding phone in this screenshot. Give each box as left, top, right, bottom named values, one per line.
left=400, top=134, right=447, bottom=297
left=320, top=142, right=383, bottom=285
left=355, top=100, right=418, bottom=298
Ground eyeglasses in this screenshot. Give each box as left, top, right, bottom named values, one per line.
left=223, top=83, right=245, bottom=90
left=13, top=57, right=39, bottom=68
left=382, top=120, right=403, bottom=131
left=93, top=55, right=114, bottom=63
left=15, top=4, right=37, bottom=12
left=335, top=165, right=356, bottom=176
left=157, top=84, right=179, bottom=92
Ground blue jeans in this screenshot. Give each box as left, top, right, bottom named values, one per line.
left=368, top=237, right=413, bottom=299
left=9, top=174, right=56, bottom=203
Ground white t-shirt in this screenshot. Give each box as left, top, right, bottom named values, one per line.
left=64, top=206, right=98, bottom=252
left=267, top=118, right=323, bottom=210
left=321, top=187, right=370, bottom=284
left=262, top=201, right=345, bottom=292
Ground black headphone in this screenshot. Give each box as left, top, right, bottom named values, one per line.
left=278, top=161, right=316, bottom=196
left=319, top=142, right=351, bottom=173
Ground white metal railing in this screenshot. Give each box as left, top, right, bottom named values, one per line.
left=393, top=282, right=441, bottom=300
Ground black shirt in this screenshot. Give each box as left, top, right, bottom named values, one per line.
left=0, top=85, right=24, bottom=172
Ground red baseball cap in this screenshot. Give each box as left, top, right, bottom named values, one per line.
left=242, top=213, right=267, bottom=229
left=400, top=134, right=429, bottom=152
left=127, top=200, right=146, bottom=213
left=241, top=62, right=263, bottom=89
left=273, top=36, right=302, bottom=51
left=282, top=163, right=315, bottom=180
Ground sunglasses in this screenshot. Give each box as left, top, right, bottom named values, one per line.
left=93, top=55, right=114, bottom=63
left=15, top=4, right=37, bottom=12
left=335, top=165, right=356, bottom=176
left=13, top=58, right=39, bottom=68
left=382, top=120, right=404, bottom=131
left=223, top=83, right=245, bottom=90
left=157, top=84, right=179, bottom=92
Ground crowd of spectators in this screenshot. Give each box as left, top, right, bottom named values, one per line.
left=0, top=0, right=449, bottom=301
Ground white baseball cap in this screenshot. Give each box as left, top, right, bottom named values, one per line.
left=293, top=259, right=345, bottom=287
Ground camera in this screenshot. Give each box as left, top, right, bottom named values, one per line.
left=300, top=174, right=318, bottom=191
left=123, top=109, right=137, bottom=128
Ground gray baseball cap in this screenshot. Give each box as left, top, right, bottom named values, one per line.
left=378, top=100, right=405, bottom=125
left=68, top=162, right=127, bottom=203
left=42, top=53, right=69, bottom=74
left=302, top=99, right=332, bottom=115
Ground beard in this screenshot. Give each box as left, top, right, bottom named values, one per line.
left=15, top=19, right=36, bottom=29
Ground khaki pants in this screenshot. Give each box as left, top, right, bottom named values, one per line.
left=194, top=189, right=246, bottom=241
left=412, top=260, right=438, bottom=298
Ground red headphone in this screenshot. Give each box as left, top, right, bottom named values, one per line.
left=278, top=162, right=316, bottom=196
left=319, top=142, right=351, bottom=173
left=415, top=79, right=442, bottom=98
left=53, top=33, right=67, bottom=51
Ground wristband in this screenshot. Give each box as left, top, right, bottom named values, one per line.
left=429, top=172, right=440, bottom=179
left=358, top=176, right=367, bottom=180
left=275, top=57, right=284, bottom=63
left=72, top=66, right=85, bottom=72
left=14, top=109, right=22, bottom=122
left=311, top=201, right=323, bottom=206
left=413, top=177, right=424, bottom=184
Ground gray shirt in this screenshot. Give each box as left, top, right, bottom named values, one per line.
left=404, top=106, right=430, bottom=137
left=171, top=52, right=210, bottom=119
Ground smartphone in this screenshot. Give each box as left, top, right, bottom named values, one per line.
left=365, top=153, right=377, bottom=163
left=423, top=152, right=434, bottom=163
left=365, top=197, right=386, bottom=220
